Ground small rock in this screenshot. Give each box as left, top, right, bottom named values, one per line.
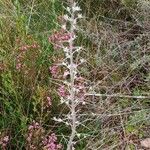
left=141, top=138, right=150, bottom=148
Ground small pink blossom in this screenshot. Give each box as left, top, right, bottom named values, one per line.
left=30, top=144, right=36, bottom=150
left=27, top=121, right=40, bottom=132
left=59, top=33, right=72, bottom=41
left=63, top=71, right=70, bottom=78
left=57, top=85, right=66, bottom=97
left=45, top=96, right=52, bottom=108
left=3, top=136, right=9, bottom=143
left=49, top=65, right=59, bottom=78
left=76, top=76, right=85, bottom=81
left=26, top=121, right=41, bottom=146
left=19, top=45, right=28, bottom=51
left=31, top=44, right=37, bottom=48
left=48, top=30, right=73, bottom=50
left=28, top=125, right=33, bottom=131
left=31, top=43, right=40, bottom=49
left=16, top=63, right=22, bottom=70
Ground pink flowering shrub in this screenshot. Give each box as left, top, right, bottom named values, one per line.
left=42, top=133, right=62, bottom=150
left=13, top=36, right=42, bottom=93
left=15, top=36, right=40, bottom=71
left=26, top=121, right=62, bottom=150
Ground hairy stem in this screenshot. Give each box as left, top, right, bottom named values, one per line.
left=67, top=8, right=76, bottom=150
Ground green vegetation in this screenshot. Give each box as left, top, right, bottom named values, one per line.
left=0, top=0, right=149, bottom=149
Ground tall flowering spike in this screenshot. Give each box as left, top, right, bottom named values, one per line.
left=64, top=2, right=85, bottom=150
left=49, top=2, right=85, bottom=150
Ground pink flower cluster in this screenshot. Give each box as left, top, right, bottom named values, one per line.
left=0, top=136, right=9, bottom=148
left=27, top=121, right=40, bottom=143
left=16, top=55, right=23, bottom=70
left=75, top=77, right=86, bottom=101
left=19, top=43, right=40, bottom=51
left=48, top=30, right=86, bottom=103
left=50, top=66, right=86, bottom=103
left=45, top=96, right=52, bottom=108
left=48, top=30, right=72, bottom=43
left=26, top=121, right=62, bottom=150
left=16, top=42, right=40, bottom=70
left=42, top=133, right=62, bottom=150
left=49, top=65, right=59, bottom=78
left=26, top=121, right=42, bottom=149
left=48, top=29, right=72, bottom=49
left=57, top=85, right=67, bottom=97
left=49, top=65, right=86, bottom=103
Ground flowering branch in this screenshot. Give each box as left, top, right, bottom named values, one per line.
left=49, top=2, right=84, bottom=150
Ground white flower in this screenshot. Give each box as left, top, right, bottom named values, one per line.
left=64, top=14, right=69, bottom=20
left=65, top=100, right=69, bottom=105
left=67, top=95, right=71, bottom=100
left=60, top=97, right=65, bottom=104
left=77, top=14, right=83, bottom=18
left=62, top=62, right=67, bottom=66
left=73, top=19, right=77, bottom=24
left=83, top=134, right=87, bottom=138
left=77, top=133, right=81, bottom=138
left=73, top=70, right=77, bottom=76
left=64, top=81, right=70, bottom=86
left=65, top=53, right=70, bottom=58
left=72, top=5, right=81, bottom=12
left=75, top=121, right=79, bottom=125
left=75, top=46, right=82, bottom=52
left=80, top=58, right=86, bottom=63
left=66, top=7, right=71, bottom=12
left=53, top=117, right=57, bottom=121
left=65, top=122, right=70, bottom=126
left=82, top=101, right=86, bottom=105
left=64, top=48, right=68, bottom=52
left=62, top=24, right=66, bottom=30
left=63, top=71, right=70, bottom=78
left=3, top=136, right=9, bottom=142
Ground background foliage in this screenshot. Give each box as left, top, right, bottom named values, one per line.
left=0, top=0, right=150, bottom=149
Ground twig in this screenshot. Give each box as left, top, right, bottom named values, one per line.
left=85, top=93, right=150, bottom=99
